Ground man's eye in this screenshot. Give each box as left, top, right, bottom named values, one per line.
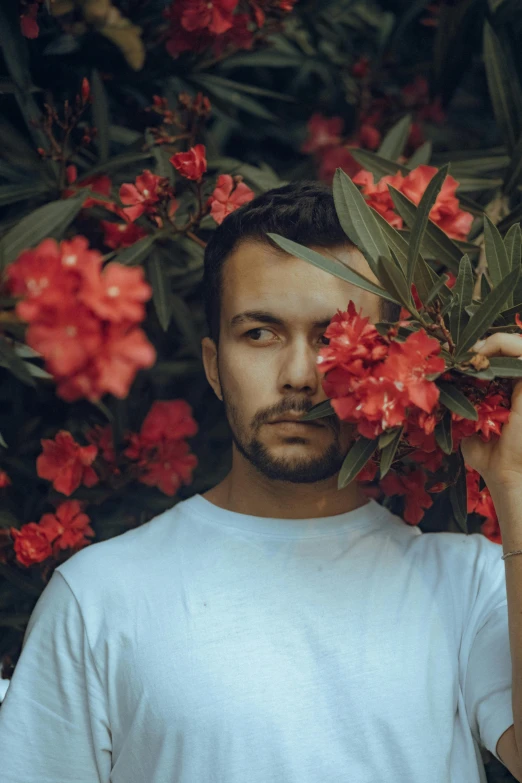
left=245, top=328, right=271, bottom=340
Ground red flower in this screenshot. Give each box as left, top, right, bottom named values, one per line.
left=170, top=144, right=207, bottom=180
left=400, top=165, right=473, bottom=241
left=81, top=78, right=91, bottom=104
left=213, top=13, right=255, bottom=54
left=302, top=114, right=344, bottom=154
left=39, top=500, right=94, bottom=556
left=357, top=124, right=381, bottom=150
left=164, top=2, right=214, bottom=57
left=101, top=221, right=148, bottom=249
left=78, top=263, right=153, bottom=323
left=140, top=400, right=198, bottom=445
left=64, top=174, right=117, bottom=212
left=380, top=467, right=433, bottom=525
left=36, top=431, right=99, bottom=496
left=380, top=330, right=445, bottom=413
left=515, top=312, right=522, bottom=329
left=0, top=470, right=11, bottom=488
left=452, top=390, right=510, bottom=449
left=353, top=165, right=473, bottom=240
left=85, top=424, right=118, bottom=467
left=27, top=304, right=103, bottom=377
left=208, top=174, right=255, bottom=224
left=318, top=146, right=361, bottom=182
left=137, top=439, right=198, bottom=496
left=119, top=170, right=165, bottom=222
left=181, top=0, right=239, bottom=34
left=20, top=3, right=39, bottom=38
left=10, top=523, right=52, bottom=567
left=351, top=56, right=370, bottom=78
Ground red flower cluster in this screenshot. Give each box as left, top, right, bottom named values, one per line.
left=6, top=236, right=156, bottom=402
left=319, top=301, right=513, bottom=533
left=9, top=500, right=94, bottom=567
left=301, top=113, right=381, bottom=182
left=170, top=144, right=208, bottom=181
left=466, top=466, right=500, bottom=542
left=353, top=165, right=473, bottom=241
left=123, top=400, right=199, bottom=495
left=37, top=431, right=98, bottom=496
left=319, top=301, right=445, bottom=439
left=208, top=174, right=255, bottom=224
left=164, top=0, right=296, bottom=58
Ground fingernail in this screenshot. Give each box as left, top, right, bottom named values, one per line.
left=472, top=339, right=486, bottom=351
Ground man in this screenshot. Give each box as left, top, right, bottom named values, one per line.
left=0, top=181, right=518, bottom=782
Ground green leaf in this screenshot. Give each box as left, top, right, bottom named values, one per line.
left=484, top=215, right=510, bottom=288
left=332, top=169, right=390, bottom=275
left=377, top=115, right=412, bottom=161
left=0, top=181, right=52, bottom=208
left=500, top=303, right=522, bottom=322
left=406, top=164, right=449, bottom=287
left=388, top=186, right=463, bottom=269
left=189, top=73, right=296, bottom=102
left=480, top=357, right=522, bottom=377
left=437, top=381, right=478, bottom=420
left=435, top=409, right=453, bottom=455
left=267, top=234, right=400, bottom=304
left=449, top=450, right=468, bottom=533
left=91, top=69, right=110, bottom=164
left=407, top=141, right=432, bottom=168
left=348, top=148, right=409, bottom=180
left=483, top=21, right=522, bottom=152
left=169, top=293, right=201, bottom=358
left=504, top=223, right=521, bottom=270
left=0, top=193, right=87, bottom=268
left=378, top=427, right=402, bottom=449
left=300, top=400, right=336, bottom=422
left=338, top=436, right=379, bottom=490
left=147, top=253, right=172, bottom=331
left=190, top=75, right=277, bottom=121
left=0, top=338, right=36, bottom=387
left=379, top=426, right=403, bottom=478
left=425, top=273, right=450, bottom=305
left=0, top=432, right=7, bottom=448
left=377, top=254, right=415, bottom=313
left=454, top=265, right=520, bottom=359
left=449, top=254, right=473, bottom=344
left=115, top=234, right=156, bottom=266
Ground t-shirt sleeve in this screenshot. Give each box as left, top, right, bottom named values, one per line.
left=461, top=534, right=513, bottom=764
left=0, top=569, right=112, bottom=782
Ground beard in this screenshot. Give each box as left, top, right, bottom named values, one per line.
left=221, top=386, right=349, bottom=484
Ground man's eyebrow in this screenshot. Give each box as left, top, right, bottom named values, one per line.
left=230, top=311, right=334, bottom=329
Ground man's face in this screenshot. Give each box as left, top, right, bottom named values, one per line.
left=201, top=240, right=382, bottom=484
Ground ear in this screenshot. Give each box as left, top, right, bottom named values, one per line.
left=201, top=336, right=222, bottom=401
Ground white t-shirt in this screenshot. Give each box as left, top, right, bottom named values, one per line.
left=0, top=494, right=514, bottom=782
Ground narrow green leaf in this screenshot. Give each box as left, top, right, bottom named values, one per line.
left=480, top=273, right=492, bottom=300
left=379, top=426, right=403, bottom=478
left=338, top=436, right=379, bottom=490
left=407, top=141, right=432, bottom=168
left=0, top=432, right=7, bottom=448
left=0, top=181, right=52, bottom=207
left=483, top=21, right=522, bottom=152
left=449, top=450, right=468, bottom=533
left=500, top=303, right=522, bottom=322
left=435, top=409, right=453, bottom=455
left=406, top=164, right=449, bottom=287
left=378, top=427, right=402, bottom=449
left=377, top=115, right=412, bottom=161
left=348, top=148, right=409, bottom=179
left=267, top=234, right=400, bottom=304
left=504, top=223, right=521, bottom=271
left=449, top=254, right=473, bottom=344
left=377, top=254, right=416, bottom=314
left=300, top=400, right=336, bottom=422
left=481, top=357, right=522, bottom=378
left=147, top=253, right=172, bottom=331
left=437, top=381, right=478, bottom=420
left=332, top=169, right=390, bottom=275
left=0, top=339, right=36, bottom=387
left=388, top=186, right=463, bottom=269
left=0, top=193, right=87, bottom=268
left=454, top=265, right=520, bottom=359
left=115, top=234, right=156, bottom=266
left=425, top=274, right=450, bottom=305
left=484, top=215, right=510, bottom=288
left=91, top=69, right=110, bottom=164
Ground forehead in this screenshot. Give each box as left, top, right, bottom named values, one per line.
left=221, top=239, right=381, bottom=328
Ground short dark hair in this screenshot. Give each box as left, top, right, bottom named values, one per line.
left=202, top=180, right=401, bottom=345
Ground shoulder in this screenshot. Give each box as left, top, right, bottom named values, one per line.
left=55, top=502, right=184, bottom=599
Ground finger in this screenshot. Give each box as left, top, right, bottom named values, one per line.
left=472, top=332, right=522, bottom=357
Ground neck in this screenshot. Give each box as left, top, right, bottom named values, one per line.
left=203, top=450, right=369, bottom=520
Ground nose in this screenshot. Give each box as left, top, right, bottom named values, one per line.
left=277, top=336, right=323, bottom=396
